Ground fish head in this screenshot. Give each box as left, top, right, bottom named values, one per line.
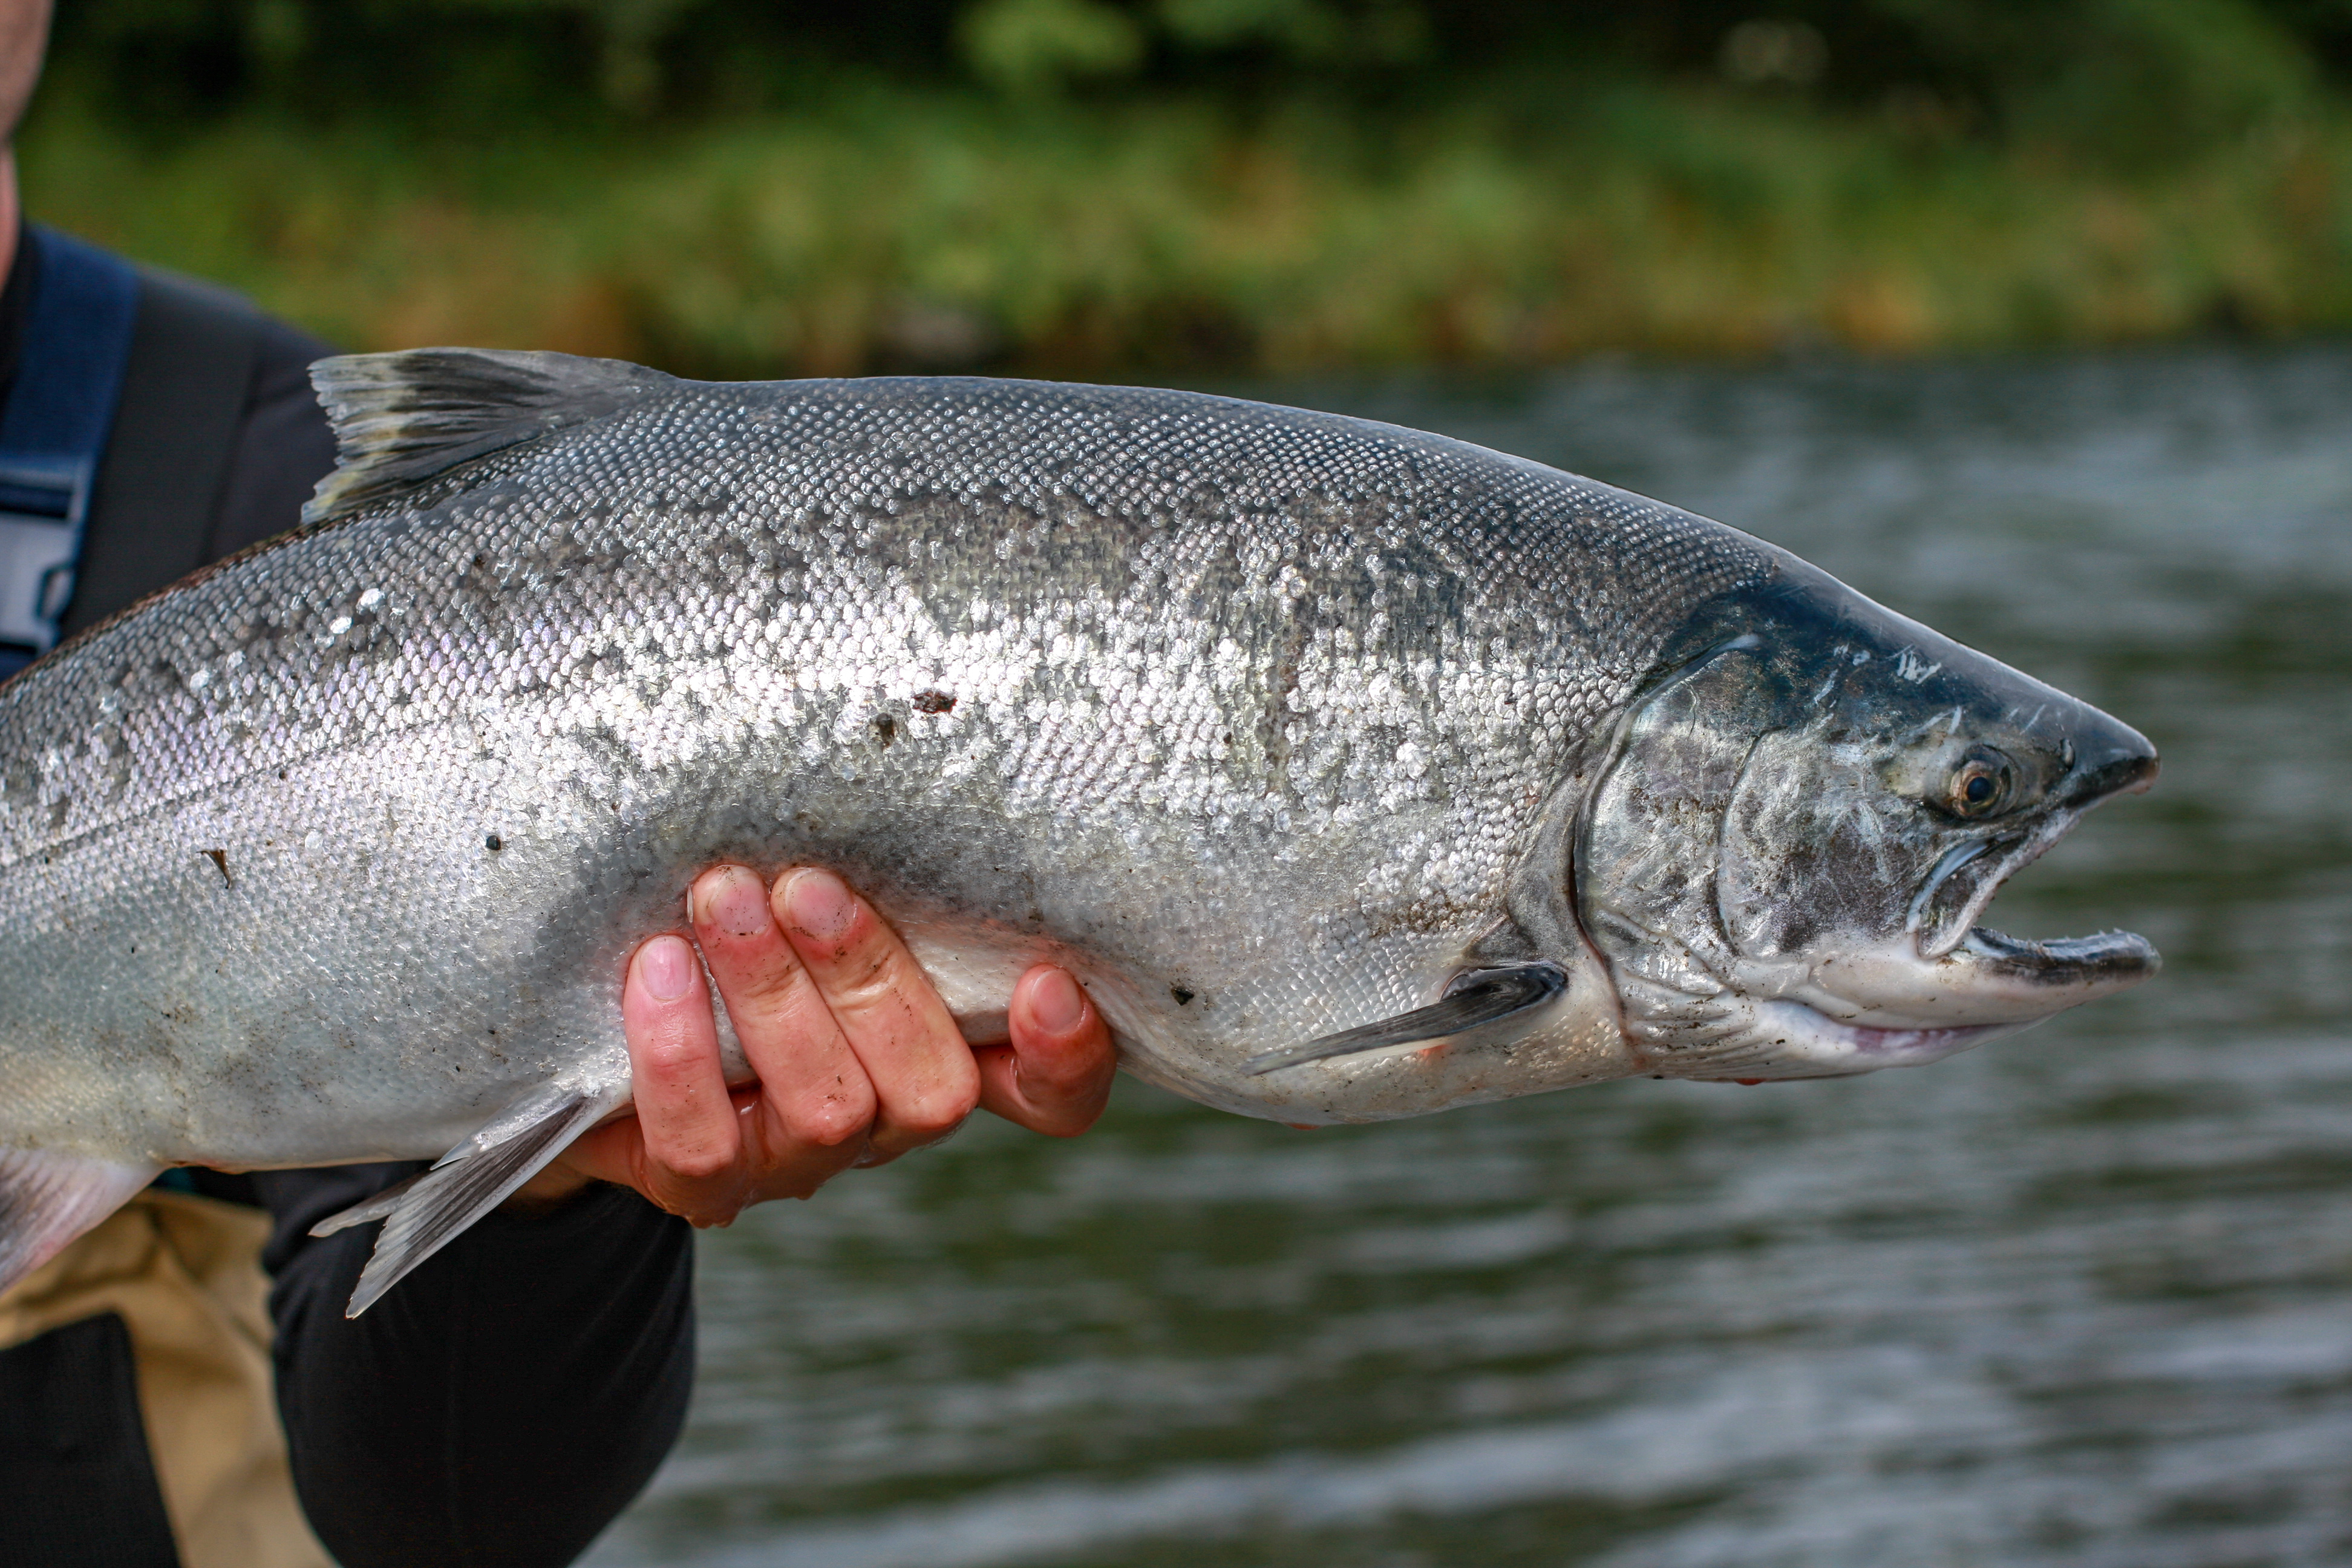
left=1576, top=560, right=2158, bottom=1082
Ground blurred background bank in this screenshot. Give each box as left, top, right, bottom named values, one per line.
left=23, top=0, right=2352, bottom=376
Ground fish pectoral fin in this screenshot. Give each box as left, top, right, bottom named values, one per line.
left=1243, top=962, right=1572, bottom=1077
left=321, top=1081, right=629, bottom=1318
left=0, top=1151, right=163, bottom=1298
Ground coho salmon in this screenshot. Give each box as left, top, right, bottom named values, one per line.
left=0, top=351, right=2157, bottom=1313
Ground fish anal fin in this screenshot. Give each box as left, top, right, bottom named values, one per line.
left=318, top=1082, right=627, bottom=1317
left=1244, top=962, right=1570, bottom=1077
left=304, top=348, right=674, bottom=524
left=0, top=1151, right=163, bottom=1298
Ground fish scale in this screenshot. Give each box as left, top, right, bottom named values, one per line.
left=0, top=350, right=2155, bottom=1313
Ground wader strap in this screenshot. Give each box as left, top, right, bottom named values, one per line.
left=62, top=267, right=267, bottom=641
left=0, top=226, right=137, bottom=674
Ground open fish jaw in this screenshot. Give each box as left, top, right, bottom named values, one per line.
left=1958, top=924, right=2161, bottom=987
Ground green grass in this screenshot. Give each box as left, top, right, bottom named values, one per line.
left=21, top=79, right=2352, bottom=374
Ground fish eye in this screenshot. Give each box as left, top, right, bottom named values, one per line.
left=1944, top=748, right=2016, bottom=819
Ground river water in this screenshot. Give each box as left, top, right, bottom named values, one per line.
left=586, top=344, right=2352, bottom=1568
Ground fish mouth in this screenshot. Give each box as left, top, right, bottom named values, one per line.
left=1908, top=820, right=2081, bottom=962
left=1691, top=923, right=2157, bottom=1081
left=1908, top=746, right=2160, bottom=969
left=1799, top=874, right=2159, bottom=1034
left=1795, top=768, right=2161, bottom=1034
left=1907, top=823, right=2161, bottom=994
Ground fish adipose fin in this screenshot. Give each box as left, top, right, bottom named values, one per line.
left=0, top=1151, right=163, bottom=1298
left=1244, top=962, right=1571, bottom=1077
left=304, top=348, right=675, bottom=524
left=315, top=1080, right=628, bottom=1317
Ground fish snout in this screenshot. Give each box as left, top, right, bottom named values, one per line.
left=2052, top=710, right=2158, bottom=806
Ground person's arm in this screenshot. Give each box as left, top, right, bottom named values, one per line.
left=256, top=865, right=1115, bottom=1567
left=255, top=1163, right=694, bottom=1568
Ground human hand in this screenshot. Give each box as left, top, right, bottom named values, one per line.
left=509, top=865, right=1117, bottom=1223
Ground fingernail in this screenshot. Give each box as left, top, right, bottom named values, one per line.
left=697, top=866, right=769, bottom=938
left=1030, top=969, right=1085, bottom=1034
left=638, top=936, right=695, bottom=1002
left=783, top=868, right=855, bottom=939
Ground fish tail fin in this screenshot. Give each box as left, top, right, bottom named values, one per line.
left=0, top=1151, right=163, bottom=1298
left=314, top=1081, right=628, bottom=1318
left=304, top=348, right=675, bottom=525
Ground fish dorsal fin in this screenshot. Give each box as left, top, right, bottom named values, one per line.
left=303, top=348, right=675, bottom=524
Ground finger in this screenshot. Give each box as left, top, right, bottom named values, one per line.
left=618, top=932, right=748, bottom=1225
left=690, top=864, right=877, bottom=1153
left=774, top=867, right=979, bottom=1161
left=976, top=965, right=1117, bottom=1137
left=558, top=1081, right=852, bottom=1208
left=538, top=1114, right=636, bottom=1195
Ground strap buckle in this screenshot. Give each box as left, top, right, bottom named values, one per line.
left=0, top=454, right=93, bottom=655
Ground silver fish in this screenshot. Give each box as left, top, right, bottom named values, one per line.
left=0, top=351, right=2157, bottom=1313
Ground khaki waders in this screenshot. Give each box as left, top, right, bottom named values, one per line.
left=0, top=1191, right=332, bottom=1568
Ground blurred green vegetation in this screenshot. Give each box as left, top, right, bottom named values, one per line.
left=19, top=0, right=2352, bottom=373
